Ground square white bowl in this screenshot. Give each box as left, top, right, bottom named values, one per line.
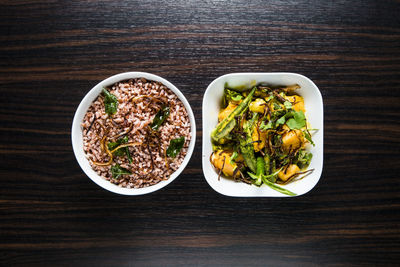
left=72, top=72, right=196, bottom=195
left=202, top=73, right=323, bottom=197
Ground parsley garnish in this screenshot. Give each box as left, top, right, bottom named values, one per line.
left=284, top=101, right=292, bottom=110
left=286, top=110, right=306, bottom=129
left=110, top=164, right=131, bottom=179
left=107, top=136, right=132, bottom=163
left=102, top=88, right=118, bottom=115
left=166, top=137, right=185, bottom=158
left=151, top=106, right=170, bottom=131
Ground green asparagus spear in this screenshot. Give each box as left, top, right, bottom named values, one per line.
left=260, top=173, right=297, bottom=196
left=211, top=87, right=256, bottom=143
left=238, top=113, right=258, bottom=173
left=255, top=157, right=264, bottom=185
left=248, top=169, right=297, bottom=196
left=247, top=156, right=296, bottom=196
left=264, top=152, right=270, bottom=175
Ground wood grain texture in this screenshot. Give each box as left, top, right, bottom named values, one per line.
left=1, top=0, right=400, bottom=266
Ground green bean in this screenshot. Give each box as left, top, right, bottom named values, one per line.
left=246, top=156, right=264, bottom=186
left=261, top=175, right=296, bottom=196
left=211, top=87, right=256, bottom=143
left=255, top=157, right=264, bottom=185
left=239, top=137, right=256, bottom=173
left=239, top=113, right=258, bottom=173
left=248, top=169, right=297, bottom=196
left=264, top=152, right=270, bottom=175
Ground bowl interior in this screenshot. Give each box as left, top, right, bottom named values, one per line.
left=72, top=72, right=196, bottom=195
left=202, top=73, right=323, bottom=197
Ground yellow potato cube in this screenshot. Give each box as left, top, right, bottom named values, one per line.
left=269, top=101, right=284, bottom=112
left=278, top=164, right=300, bottom=181
left=218, top=102, right=237, bottom=122
left=249, top=98, right=267, bottom=113
left=211, top=150, right=239, bottom=177
left=281, top=129, right=303, bottom=152
left=252, top=128, right=267, bottom=152
left=285, top=95, right=305, bottom=112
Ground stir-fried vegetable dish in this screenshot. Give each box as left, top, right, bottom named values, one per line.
left=210, top=82, right=315, bottom=196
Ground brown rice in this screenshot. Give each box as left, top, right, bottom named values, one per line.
left=81, top=78, right=191, bottom=188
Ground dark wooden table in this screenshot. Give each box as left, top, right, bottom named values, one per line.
left=1, top=1, right=400, bottom=266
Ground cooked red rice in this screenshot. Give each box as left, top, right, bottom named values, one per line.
left=81, top=78, right=191, bottom=188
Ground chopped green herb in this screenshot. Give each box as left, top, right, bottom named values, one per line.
left=222, top=88, right=243, bottom=107
left=260, top=120, right=273, bottom=130
left=273, top=102, right=281, bottom=110
left=102, top=88, right=119, bottom=115
left=107, top=136, right=131, bottom=162
left=126, top=147, right=133, bottom=163
left=166, top=137, right=185, bottom=158
left=284, top=101, right=292, bottom=110
left=231, top=94, right=242, bottom=101
left=111, top=164, right=131, bottom=179
left=296, top=149, right=313, bottom=169
left=274, top=110, right=306, bottom=130
left=229, top=151, right=238, bottom=165
left=108, top=141, right=124, bottom=156
left=265, top=94, right=274, bottom=102
left=276, top=113, right=287, bottom=125
left=304, top=130, right=315, bottom=146
left=151, top=106, right=170, bottom=131
left=286, top=110, right=306, bottom=129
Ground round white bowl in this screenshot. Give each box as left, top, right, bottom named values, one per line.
left=71, top=72, right=196, bottom=195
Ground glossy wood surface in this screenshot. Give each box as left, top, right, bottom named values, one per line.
left=1, top=1, right=399, bottom=266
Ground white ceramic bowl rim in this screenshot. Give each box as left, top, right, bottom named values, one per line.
left=71, top=72, right=196, bottom=195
